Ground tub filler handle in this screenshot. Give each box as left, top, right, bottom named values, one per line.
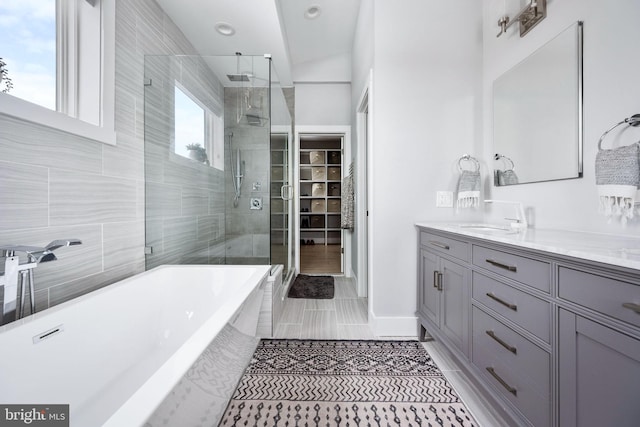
left=33, top=324, right=64, bottom=344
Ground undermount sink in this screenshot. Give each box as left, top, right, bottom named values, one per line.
left=457, top=224, right=518, bottom=234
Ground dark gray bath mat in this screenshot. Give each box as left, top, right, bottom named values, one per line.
left=220, top=340, right=477, bottom=426
left=287, top=274, right=335, bottom=299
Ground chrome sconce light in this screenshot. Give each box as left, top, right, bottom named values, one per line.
left=497, top=0, right=547, bottom=38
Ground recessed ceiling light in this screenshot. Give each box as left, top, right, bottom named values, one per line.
left=214, top=22, right=235, bottom=36
left=304, top=5, right=322, bottom=19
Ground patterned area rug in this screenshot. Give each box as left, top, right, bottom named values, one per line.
left=287, top=275, right=335, bottom=299
left=220, top=340, right=476, bottom=426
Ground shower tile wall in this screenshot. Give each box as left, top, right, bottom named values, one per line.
left=0, top=0, right=211, bottom=314
left=144, top=53, right=226, bottom=269
left=224, top=88, right=271, bottom=265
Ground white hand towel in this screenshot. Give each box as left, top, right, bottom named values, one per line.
left=456, top=170, right=480, bottom=209
left=595, top=142, right=640, bottom=223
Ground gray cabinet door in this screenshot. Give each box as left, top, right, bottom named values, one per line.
left=419, top=248, right=440, bottom=325
left=559, top=309, right=640, bottom=427
left=440, top=257, right=469, bottom=355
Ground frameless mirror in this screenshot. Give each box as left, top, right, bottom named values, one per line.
left=493, top=21, right=583, bottom=186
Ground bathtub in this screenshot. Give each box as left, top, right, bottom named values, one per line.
left=0, top=264, right=270, bottom=427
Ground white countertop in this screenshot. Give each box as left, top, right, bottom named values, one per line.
left=416, top=222, right=640, bottom=271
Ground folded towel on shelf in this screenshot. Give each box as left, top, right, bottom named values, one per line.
left=341, top=164, right=355, bottom=230
left=595, top=142, right=640, bottom=223
left=497, top=169, right=519, bottom=186
left=456, top=170, right=481, bottom=209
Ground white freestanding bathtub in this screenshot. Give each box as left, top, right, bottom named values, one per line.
left=0, top=264, right=270, bottom=427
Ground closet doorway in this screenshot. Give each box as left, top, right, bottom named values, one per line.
left=299, top=134, right=343, bottom=274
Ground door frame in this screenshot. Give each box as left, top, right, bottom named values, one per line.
left=356, top=70, right=373, bottom=298
left=294, top=125, right=352, bottom=276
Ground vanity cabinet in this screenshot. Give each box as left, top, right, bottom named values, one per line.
left=558, top=266, right=640, bottom=427
left=416, top=225, right=640, bottom=427
left=418, top=232, right=470, bottom=356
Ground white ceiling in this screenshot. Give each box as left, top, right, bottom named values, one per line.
left=154, top=0, right=362, bottom=87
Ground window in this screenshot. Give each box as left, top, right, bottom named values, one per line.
left=174, top=82, right=223, bottom=170
left=0, top=0, right=56, bottom=109
left=0, top=0, right=115, bottom=145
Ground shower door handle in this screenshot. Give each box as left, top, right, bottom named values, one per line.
left=281, top=185, right=293, bottom=201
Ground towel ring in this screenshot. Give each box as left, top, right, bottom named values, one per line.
left=458, top=154, right=480, bottom=172
left=494, top=153, right=515, bottom=171
left=597, top=114, right=640, bottom=151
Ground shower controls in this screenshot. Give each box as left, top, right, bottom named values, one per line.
left=252, top=182, right=261, bottom=191
left=250, top=197, right=263, bottom=210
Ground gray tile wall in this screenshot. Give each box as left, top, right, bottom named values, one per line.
left=0, top=0, right=217, bottom=315
left=224, top=88, right=271, bottom=265
left=143, top=52, right=226, bottom=269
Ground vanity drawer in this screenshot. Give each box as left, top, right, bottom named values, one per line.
left=558, top=266, right=640, bottom=329
left=472, top=307, right=551, bottom=427
left=472, top=245, right=550, bottom=293
left=420, top=231, right=469, bottom=261
left=473, top=271, right=551, bottom=342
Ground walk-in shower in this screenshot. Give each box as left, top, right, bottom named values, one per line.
left=143, top=54, right=293, bottom=280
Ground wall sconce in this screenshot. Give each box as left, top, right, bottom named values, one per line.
left=497, top=0, right=547, bottom=38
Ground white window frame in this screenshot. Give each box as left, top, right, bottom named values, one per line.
left=0, top=0, right=116, bottom=145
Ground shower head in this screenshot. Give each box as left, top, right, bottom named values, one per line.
left=227, top=74, right=251, bottom=82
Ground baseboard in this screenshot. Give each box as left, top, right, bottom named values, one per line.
left=369, top=310, right=418, bottom=337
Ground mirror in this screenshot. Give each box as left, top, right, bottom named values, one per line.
left=493, top=21, right=583, bottom=186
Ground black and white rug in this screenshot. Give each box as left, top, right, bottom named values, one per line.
left=220, top=340, right=476, bottom=426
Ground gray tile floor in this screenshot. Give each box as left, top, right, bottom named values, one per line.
left=274, top=276, right=509, bottom=427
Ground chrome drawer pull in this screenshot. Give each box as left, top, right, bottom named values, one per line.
left=486, top=258, right=517, bottom=272
left=486, top=367, right=517, bottom=396
left=429, top=241, right=450, bottom=250
left=486, top=330, right=517, bottom=354
left=622, top=302, right=640, bottom=314
left=433, top=271, right=439, bottom=288
left=486, top=292, right=518, bottom=311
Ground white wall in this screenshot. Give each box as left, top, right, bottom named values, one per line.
left=350, top=0, right=374, bottom=278
left=293, top=53, right=352, bottom=82
left=483, top=0, right=640, bottom=235
left=363, top=0, right=483, bottom=335
left=294, top=83, right=351, bottom=126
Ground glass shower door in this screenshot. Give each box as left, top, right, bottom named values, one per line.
left=269, top=72, right=293, bottom=279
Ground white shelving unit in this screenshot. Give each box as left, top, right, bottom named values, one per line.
left=299, top=147, right=342, bottom=245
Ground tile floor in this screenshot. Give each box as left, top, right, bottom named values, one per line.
left=274, top=275, right=509, bottom=427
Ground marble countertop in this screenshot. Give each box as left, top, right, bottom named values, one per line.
left=416, top=222, right=640, bottom=271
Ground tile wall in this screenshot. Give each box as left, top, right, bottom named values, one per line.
left=0, top=0, right=215, bottom=314
left=223, top=87, right=271, bottom=265
left=144, top=54, right=226, bottom=269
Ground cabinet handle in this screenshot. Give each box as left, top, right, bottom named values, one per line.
left=437, top=272, right=443, bottom=291
left=486, top=292, right=518, bottom=311
left=428, top=241, right=450, bottom=250
left=486, top=367, right=517, bottom=396
left=486, top=330, right=517, bottom=354
left=622, top=302, right=640, bottom=314
left=485, top=258, right=517, bottom=272
left=433, top=271, right=439, bottom=288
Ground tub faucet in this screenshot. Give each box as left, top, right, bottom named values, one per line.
left=0, top=239, right=82, bottom=325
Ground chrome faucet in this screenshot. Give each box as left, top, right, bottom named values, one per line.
left=484, top=200, right=528, bottom=230
left=0, top=239, right=82, bottom=325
